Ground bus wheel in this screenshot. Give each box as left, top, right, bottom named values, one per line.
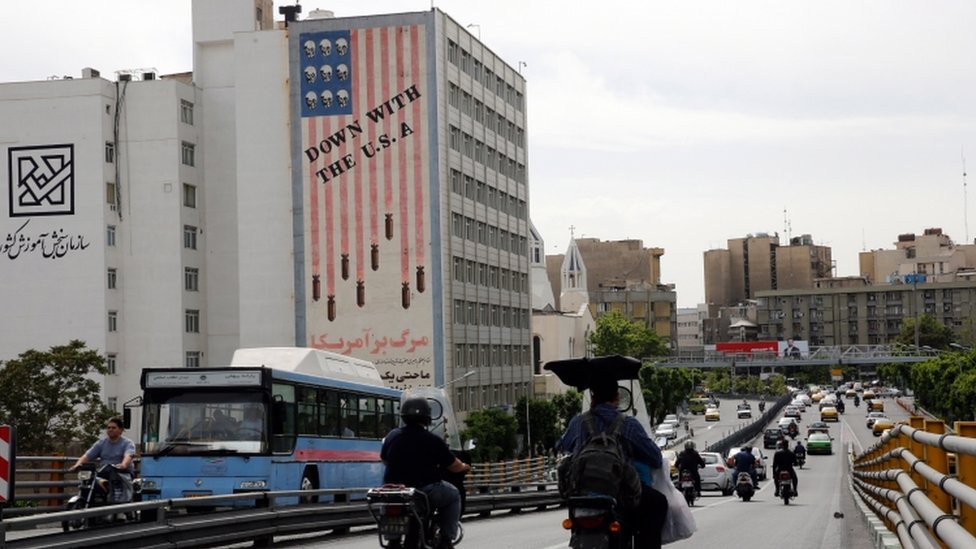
left=300, top=467, right=319, bottom=504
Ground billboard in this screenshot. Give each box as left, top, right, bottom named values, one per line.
left=713, top=340, right=809, bottom=358
left=294, top=21, right=435, bottom=390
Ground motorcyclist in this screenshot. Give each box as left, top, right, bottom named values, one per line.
left=675, top=440, right=706, bottom=497
left=793, top=440, right=806, bottom=464
left=69, top=417, right=136, bottom=503
left=731, top=446, right=758, bottom=489
left=758, top=399, right=766, bottom=413
left=558, top=377, right=668, bottom=549
left=787, top=421, right=799, bottom=439
left=381, top=397, right=471, bottom=549
left=772, top=441, right=799, bottom=497
left=854, top=394, right=861, bottom=407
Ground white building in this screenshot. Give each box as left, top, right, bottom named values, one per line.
left=0, top=0, right=531, bottom=423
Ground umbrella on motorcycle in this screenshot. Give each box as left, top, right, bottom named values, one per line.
left=543, top=355, right=642, bottom=390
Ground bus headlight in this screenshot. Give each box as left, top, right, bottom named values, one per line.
left=141, top=480, right=158, bottom=490
left=239, top=480, right=267, bottom=489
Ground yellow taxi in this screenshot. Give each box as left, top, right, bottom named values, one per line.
left=863, top=389, right=877, bottom=400
left=811, top=392, right=824, bottom=403
left=868, top=400, right=885, bottom=412
left=662, top=449, right=678, bottom=480
left=872, top=418, right=895, bottom=436
left=820, top=406, right=839, bottom=422
left=705, top=406, right=721, bottom=422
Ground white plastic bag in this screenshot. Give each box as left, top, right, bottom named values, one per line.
left=652, top=464, right=697, bottom=544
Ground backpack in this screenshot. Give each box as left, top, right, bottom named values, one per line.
left=558, top=411, right=642, bottom=508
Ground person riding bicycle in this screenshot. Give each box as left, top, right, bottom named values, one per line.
left=731, top=446, right=759, bottom=488
left=381, top=397, right=471, bottom=549
left=675, top=440, right=706, bottom=496
left=772, top=441, right=799, bottom=497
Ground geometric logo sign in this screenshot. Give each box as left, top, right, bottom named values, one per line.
left=8, top=144, right=75, bottom=217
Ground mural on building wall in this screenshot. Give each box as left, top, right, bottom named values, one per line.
left=4, top=144, right=89, bottom=260
left=296, top=23, right=435, bottom=390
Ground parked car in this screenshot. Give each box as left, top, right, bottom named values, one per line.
left=705, top=406, right=721, bottom=422
left=655, top=423, right=678, bottom=440
left=763, top=428, right=784, bottom=449
left=806, top=432, right=833, bottom=455
left=725, top=446, right=767, bottom=480
left=699, top=451, right=734, bottom=495
left=662, top=414, right=681, bottom=427
left=736, top=403, right=752, bottom=419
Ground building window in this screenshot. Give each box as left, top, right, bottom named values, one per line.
left=184, top=225, right=197, bottom=250
left=106, top=225, right=116, bottom=247
left=181, top=141, right=195, bottom=166
left=107, top=397, right=118, bottom=411
left=107, top=268, right=117, bottom=289
left=183, top=183, right=197, bottom=208
left=108, top=311, right=118, bottom=332
left=180, top=99, right=194, bottom=125
left=105, top=142, right=115, bottom=163
left=185, top=309, right=200, bottom=333
left=185, top=351, right=201, bottom=368
left=185, top=267, right=199, bottom=291
left=106, top=181, right=117, bottom=207
left=107, top=353, right=117, bottom=375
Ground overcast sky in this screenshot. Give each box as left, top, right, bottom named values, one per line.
left=6, top=1, right=976, bottom=306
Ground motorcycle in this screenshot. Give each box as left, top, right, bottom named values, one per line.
left=734, top=472, right=755, bottom=502
left=776, top=471, right=794, bottom=505
left=562, top=494, right=634, bottom=549
left=795, top=452, right=806, bottom=469
left=787, top=424, right=799, bottom=440
left=678, top=469, right=696, bottom=507
left=367, top=449, right=470, bottom=549
left=853, top=396, right=861, bottom=408
left=758, top=401, right=766, bottom=413
left=62, top=463, right=141, bottom=531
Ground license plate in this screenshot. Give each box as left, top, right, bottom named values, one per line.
left=681, top=481, right=694, bottom=488
left=379, top=516, right=408, bottom=535
left=183, top=492, right=212, bottom=498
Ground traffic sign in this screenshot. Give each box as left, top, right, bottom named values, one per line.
left=0, top=424, right=13, bottom=504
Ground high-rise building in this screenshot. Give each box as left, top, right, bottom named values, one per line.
left=0, top=1, right=530, bottom=419
left=704, top=233, right=832, bottom=306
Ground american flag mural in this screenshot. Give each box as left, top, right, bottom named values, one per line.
left=296, top=23, right=434, bottom=389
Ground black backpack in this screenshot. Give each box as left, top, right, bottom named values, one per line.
left=558, top=411, right=642, bottom=508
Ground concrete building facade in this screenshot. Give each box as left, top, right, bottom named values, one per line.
left=0, top=1, right=530, bottom=419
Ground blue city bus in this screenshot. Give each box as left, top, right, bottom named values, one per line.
left=136, top=347, right=401, bottom=504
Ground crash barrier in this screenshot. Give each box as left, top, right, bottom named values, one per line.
left=0, top=480, right=564, bottom=549
left=705, top=393, right=792, bottom=457
left=851, top=418, right=976, bottom=549
left=4, top=455, right=554, bottom=518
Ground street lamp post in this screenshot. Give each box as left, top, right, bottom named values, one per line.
left=905, top=273, right=922, bottom=349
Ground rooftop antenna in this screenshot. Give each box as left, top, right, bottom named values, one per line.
left=782, top=208, right=792, bottom=243
left=964, top=147, right=969, bottom=243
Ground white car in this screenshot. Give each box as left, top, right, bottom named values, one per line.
left=778, top=416, right=798, bottom=430
left=698, top=451, right=734, bottom=495
left=662, top=414, right=681, bottom=427
left=655, top=423, right=678, bottom=440
left=725, top=446, right=768, bottom=480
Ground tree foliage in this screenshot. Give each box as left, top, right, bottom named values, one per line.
left=515, top=398, right=561, bottom=455
left=896, top=314, right=955, bottom=349
left=460, top=407, right=518, bottom=462
left=0, top=340, right=114, bottom=454
left=908, top=351, right=976, bottom=424
left=589, top=310, right=669, bottom=358
left=640, top=366, right=694, bottom=424
left=551, top=390, right=583, bottom=430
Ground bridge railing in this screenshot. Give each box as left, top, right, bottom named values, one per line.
left=851, top=417, right=976, bottom=549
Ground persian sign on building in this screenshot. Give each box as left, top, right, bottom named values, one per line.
left=292, top=20, right=436, bottom=389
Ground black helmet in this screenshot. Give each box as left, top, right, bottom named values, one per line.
left=685, top=441, right=696, bottom=451
left=400, top=397, right=432, bottom=426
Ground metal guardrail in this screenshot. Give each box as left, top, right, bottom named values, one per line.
left=852, top=416, right=976, bottom=549
left=652, top=344, right=944, bottom=368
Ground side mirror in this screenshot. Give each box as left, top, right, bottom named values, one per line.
left=616, top=386, right=633, bottom=412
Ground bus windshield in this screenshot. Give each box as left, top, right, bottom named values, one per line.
left=143, top=392, right=268, bottom=455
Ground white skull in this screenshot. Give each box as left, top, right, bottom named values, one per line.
left=319, top=39, right=332, bottom=56
left=303, top=40, right=316, bottom=58
left=303, top=66, right=317, bottom=84
left=337, top=64, right=349, bottom=81
left=336, top=38, right=348, bottom=56
left=320, top=90, right=333, bottom=108
left=337, top=90, right=349, bottom=107
left=305, top=92, right=317, bottom=110
left=319, top=65, right=333, bottom=82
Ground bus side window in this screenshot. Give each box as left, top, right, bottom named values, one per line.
left=319, top=390, right=340, bottom=436
left=271, top=387, right=297, bottom=453
left=379, top=398, right=397, bottom=436
left=298, top=387, right=317, bottom=435
left=359, top=396, right=378, bottom=439
left=340, top=394, right=358, bottom=437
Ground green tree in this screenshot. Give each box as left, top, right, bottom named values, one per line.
left=460, top=407, right=518, bottom=462
left=551, top=390, right=583, bottom=429
left=0, top=340, right=114, bottom=454
left=896, top=314, right=955, bottom=349
left=588, top=310, right=669, bottom=358
left=515, top=398, right=561, bottom=455
left=640, top=365, right=694, bottom=424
